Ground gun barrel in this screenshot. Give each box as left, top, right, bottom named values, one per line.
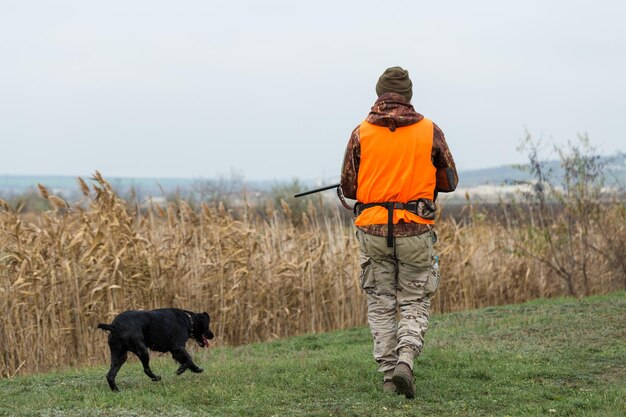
left=294, top=183, right=340, bottom=198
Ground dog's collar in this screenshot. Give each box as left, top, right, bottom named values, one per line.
left=185, top=312, right=195, bottom=337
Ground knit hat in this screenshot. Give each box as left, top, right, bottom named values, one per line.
left=375, top=66, right=413, bottom=101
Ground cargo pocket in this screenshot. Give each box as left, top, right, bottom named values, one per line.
left=424, top=253, right=440, bottom=295
left=356, top=229, right=375, bottom=291
left=359, top=256, right=376, bottom=291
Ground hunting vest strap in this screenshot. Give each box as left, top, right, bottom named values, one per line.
left=354, top=200, right=434, bottom=247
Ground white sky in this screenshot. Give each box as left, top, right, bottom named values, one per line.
left=1, top=0, right=625, bottom=181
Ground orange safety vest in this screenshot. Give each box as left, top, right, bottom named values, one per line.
left=355, top=118, right=436, bottom=227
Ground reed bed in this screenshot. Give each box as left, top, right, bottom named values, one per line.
left=1, top=174, right=624, bottom=378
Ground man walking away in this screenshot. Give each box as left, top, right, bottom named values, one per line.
left=340, top=66, right=458, bottom=398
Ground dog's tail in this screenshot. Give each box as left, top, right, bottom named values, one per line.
left=97, top=323, right=116, bottom=332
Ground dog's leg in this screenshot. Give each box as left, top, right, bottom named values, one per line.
left=106, top=350, right=127, bottom=392
left=171, top=348, right=203, bottom=375
left=133, top=343, right=161, bottom=382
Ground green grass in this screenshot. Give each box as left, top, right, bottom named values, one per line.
left=1, top=292, right=624, bottom=417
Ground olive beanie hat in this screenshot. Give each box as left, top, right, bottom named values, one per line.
left=375, top=66, right=413, bottom=101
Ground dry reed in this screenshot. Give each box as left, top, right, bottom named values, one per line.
left=0, top=174, right=624, bottom=378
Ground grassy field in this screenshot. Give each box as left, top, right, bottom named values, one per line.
left=0, top=291, right=624, bottom=417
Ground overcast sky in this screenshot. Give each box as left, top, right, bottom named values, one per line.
left=1, top=0, right=625, bottom=182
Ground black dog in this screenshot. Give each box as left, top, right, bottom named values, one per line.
left=97, top=308, right=214, bottom=391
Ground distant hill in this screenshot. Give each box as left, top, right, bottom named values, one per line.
left=0, top=175, right=276, bottom=200
left=1, top=152, right=624, bottom=200
left=457, top=152, right=625, bottom=188
left=457, top=164, right=532, bottom=188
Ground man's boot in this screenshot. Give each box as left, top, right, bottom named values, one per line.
left=382, top=369, right=396, bottom=393
left=392, top=362, right=416, bottom=399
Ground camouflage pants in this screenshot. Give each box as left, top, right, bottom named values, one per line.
left=356, top=228, right=440, bottom=374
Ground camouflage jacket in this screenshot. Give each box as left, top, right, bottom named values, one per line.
left=340, top=93, right=458, bottom=237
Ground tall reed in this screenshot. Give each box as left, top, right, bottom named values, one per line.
left=0, top=173, right=624, bottom=378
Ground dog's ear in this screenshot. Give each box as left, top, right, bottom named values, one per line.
left=196, top=312, right=210, bottom=329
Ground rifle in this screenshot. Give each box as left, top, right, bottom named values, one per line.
left=293, top=183, right=353, bottom=210
left=293, top=183, right=340, bottom=198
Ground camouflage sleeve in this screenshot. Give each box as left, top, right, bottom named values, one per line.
left=432, top=123, right=458, bottom=193
left=339, top=126, right=361, bottom=200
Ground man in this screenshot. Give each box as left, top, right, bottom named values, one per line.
left=340, top=66, right=458, bottom=398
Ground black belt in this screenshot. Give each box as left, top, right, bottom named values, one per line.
left=354, top=201, right=422, bottom=247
